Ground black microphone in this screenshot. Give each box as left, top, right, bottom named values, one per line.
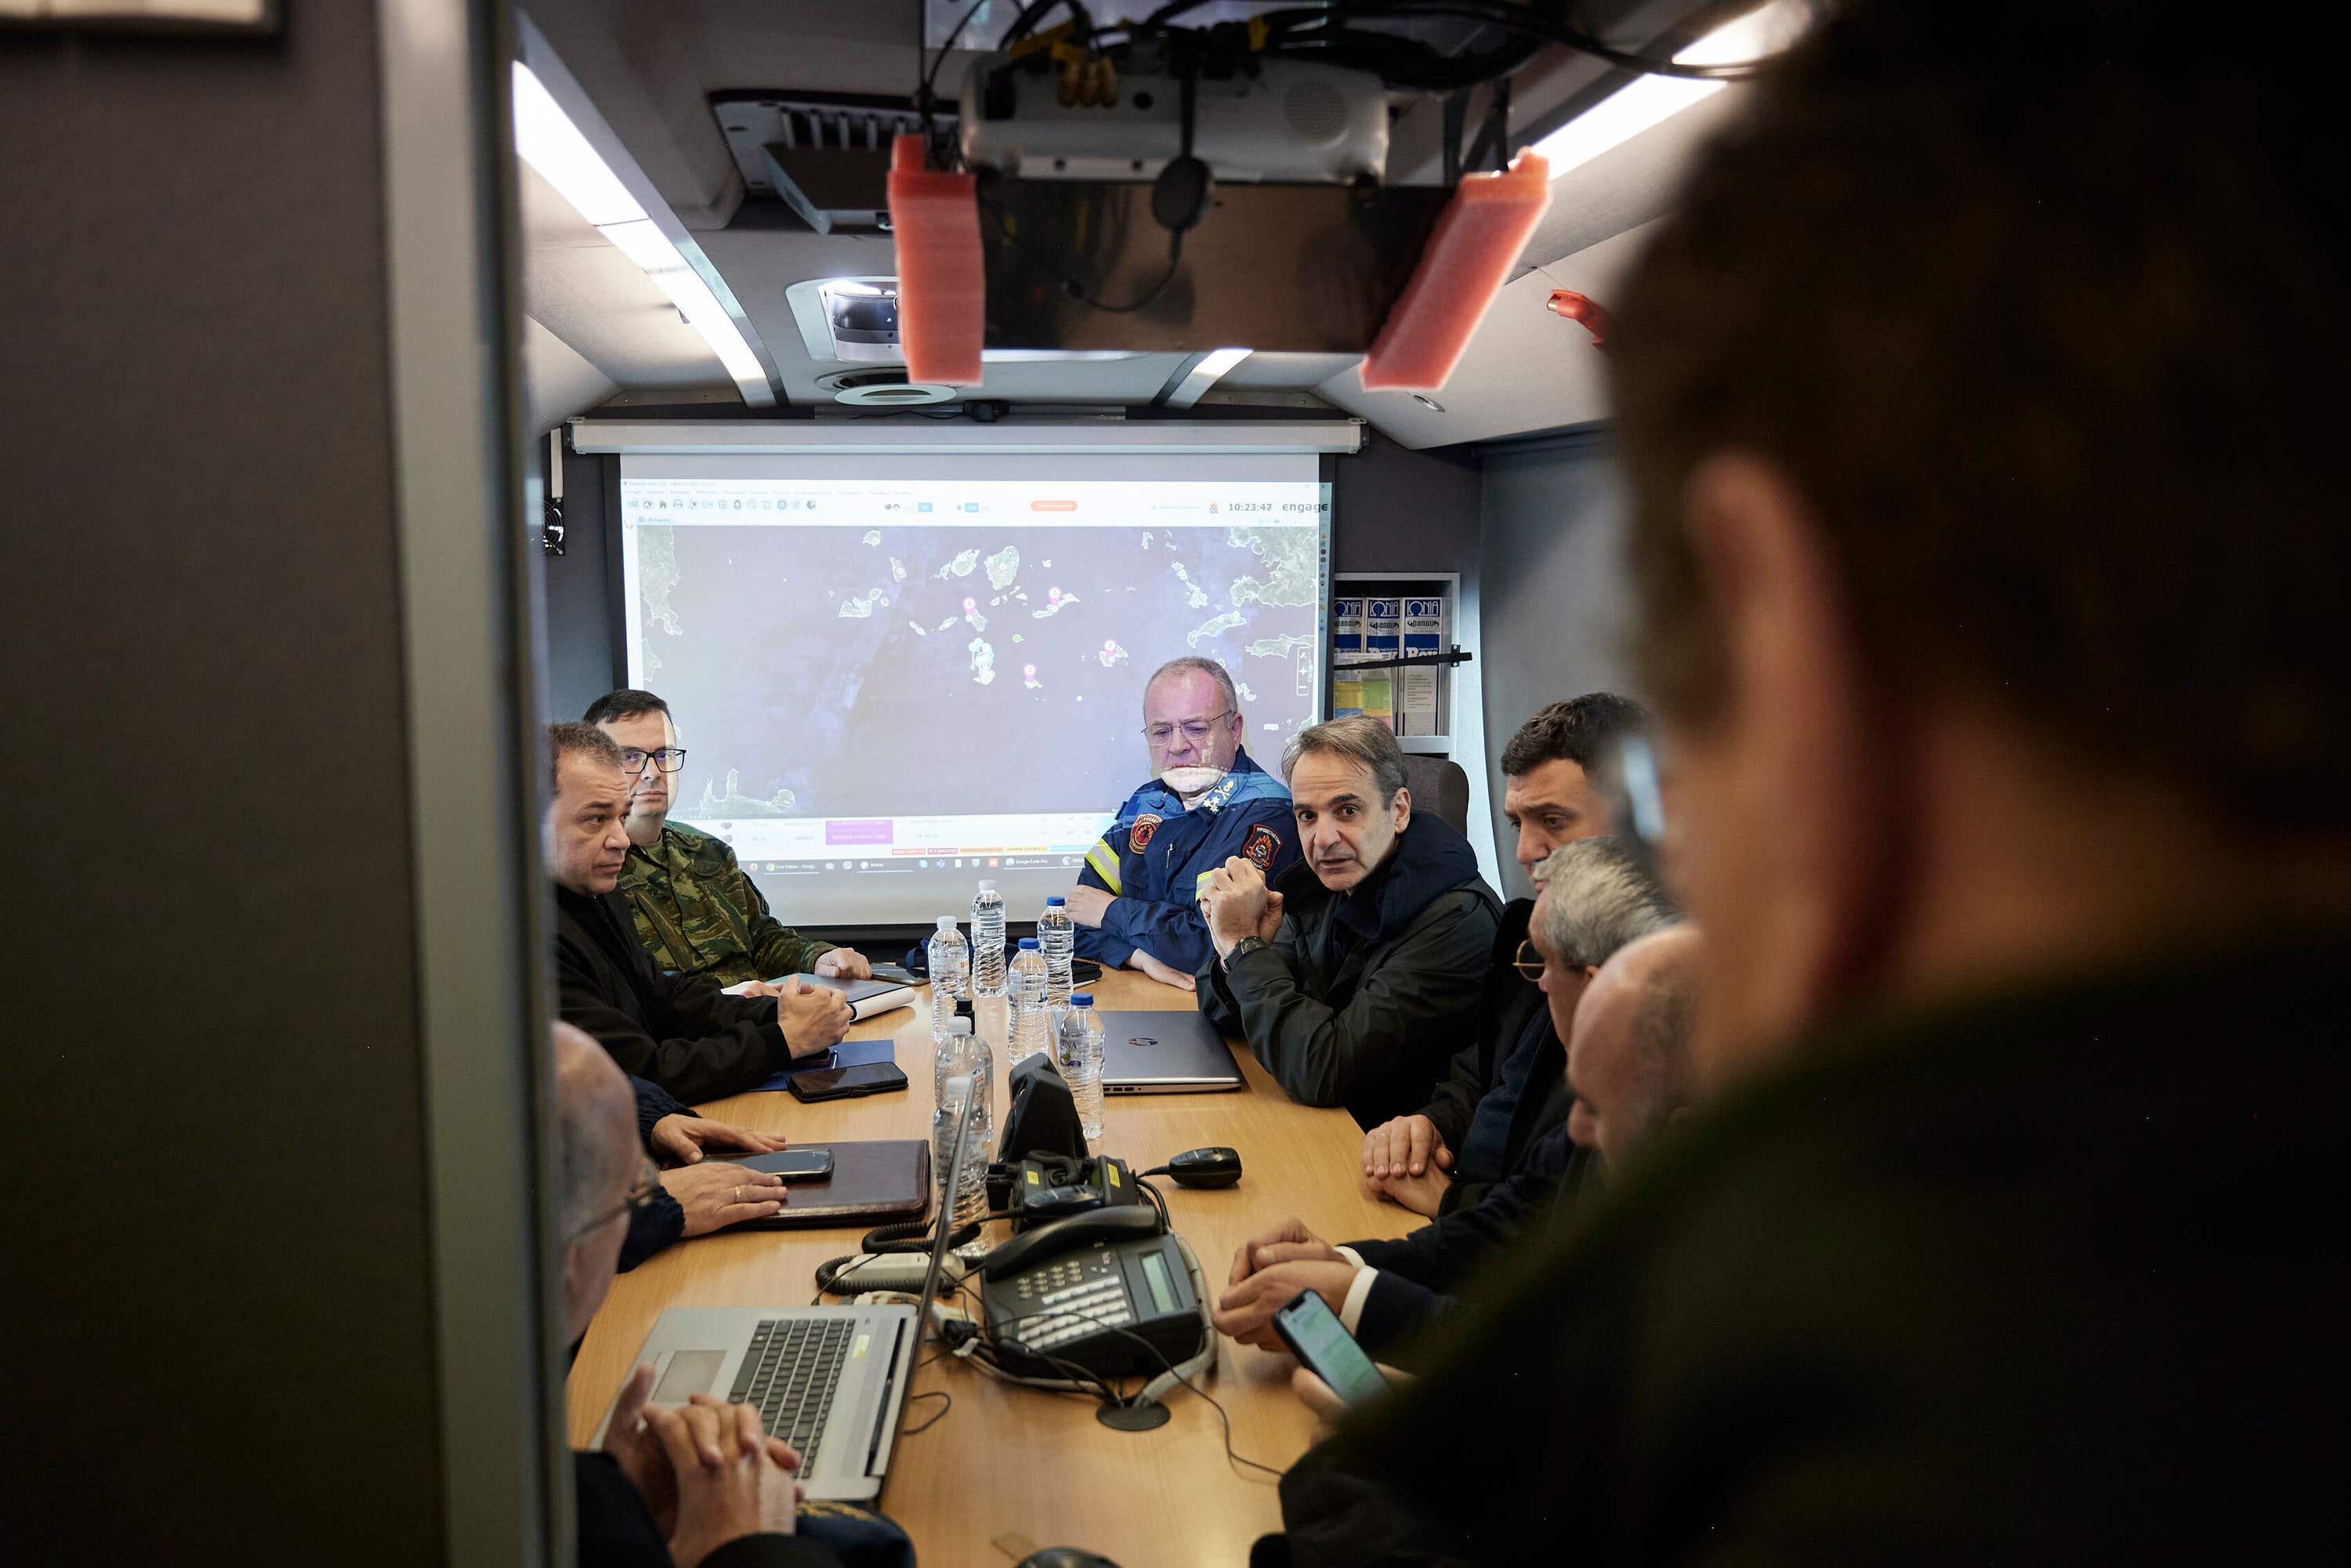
left=1148, top=1146, right=1242, bottom=1190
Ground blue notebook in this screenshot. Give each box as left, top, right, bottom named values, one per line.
left=748, top=1037, right=900, bottom=1094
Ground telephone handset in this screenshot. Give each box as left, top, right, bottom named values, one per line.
left=977, top=1202, right=1204, bottom=1378
left=980, top=1203, right=1161, bottom=1280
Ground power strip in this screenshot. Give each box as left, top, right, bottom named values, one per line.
left=824, top=1251, right=970, bottom=1296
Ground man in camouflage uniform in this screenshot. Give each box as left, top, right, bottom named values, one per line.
left=585, top=688, right=873, bottom=989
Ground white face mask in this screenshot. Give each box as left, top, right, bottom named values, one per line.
left=1157, top=765, right=1226, bottom=801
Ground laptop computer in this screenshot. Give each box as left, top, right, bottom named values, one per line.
left=589, top=1079, right=976, bottom=1502
left=1092, top=1009, right=1245, bottom=1094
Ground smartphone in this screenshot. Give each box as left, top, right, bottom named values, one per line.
left=1272, top=1289, right=1389, bottom=1407
left=764, top=1148, right=835, bottom=1182
left=714, top=1148, right=836, bottom=1182
left=788, top=1061, right=910, bottom=1103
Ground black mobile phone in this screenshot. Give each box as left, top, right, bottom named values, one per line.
left=1271, top=1289, right=1389, bottom=1407
left=787, top=1061, right=910, bottom=1103
left=765, top=1148, right=835, bottom=1182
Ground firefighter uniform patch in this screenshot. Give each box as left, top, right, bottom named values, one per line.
left=1243, top=823, right=1282, bottom=871
left=1128, top=813, right=1163, bottom=853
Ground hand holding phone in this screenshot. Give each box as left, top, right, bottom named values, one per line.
left=1271, top=1288, right=1389, bottom=1407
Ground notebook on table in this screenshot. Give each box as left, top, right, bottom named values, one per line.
left=719, top=972, right=917, bottom=1021
left=1092, top=1009, right=1245, bottom=1094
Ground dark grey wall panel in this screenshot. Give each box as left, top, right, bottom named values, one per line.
left=1331, top=433, right=1483, bottom=578
left=0, top=16, right=446, bottom=1564
left=541, top=446, right=623, bottom=720
left=1476, top=429, right=1640, bottom=897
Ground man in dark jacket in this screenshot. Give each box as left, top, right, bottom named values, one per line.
left=1360, top=835, right=1675, bottom=1216
left=1213, top=926, right=1698, bottom=1367
left=547, top=722, right=852, bottom=1103
left=1197, top=715, right=1502, bottom=1127
left=1256, top=5, right=2351, bottom=1563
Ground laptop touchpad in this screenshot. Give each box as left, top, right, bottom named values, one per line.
left=654, top=1350, right=725, bottom=1403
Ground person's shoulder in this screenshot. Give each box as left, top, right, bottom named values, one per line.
left=661, top=822, right=741, bottom=871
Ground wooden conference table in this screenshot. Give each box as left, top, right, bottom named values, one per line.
left=566, top=970, right=1418, bottom=1568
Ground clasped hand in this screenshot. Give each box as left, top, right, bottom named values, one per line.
left=605, top=1365, right=803, bottom=1566
left=1201, top=857, right=1284, bottom=959
left=1359, top=1113, right=1454, bottom=1217
left=735, top=977, right=853, bottom=1055
left=1211, top=1216, right=1360, bottom=1349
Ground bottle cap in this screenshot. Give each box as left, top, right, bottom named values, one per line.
left=944, top=1017, right=972, bottom=1034
left=935, top=915, right=958, bottom=932
left=1045, top=896, right=1066, bottom=907
left=977, top=878, right=998, bottom=891
left=1018, top=936, right=1038, bottom=949
left=1070, top=992, right=1093, bottom=1007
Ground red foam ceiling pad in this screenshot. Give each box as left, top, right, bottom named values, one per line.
left=886, top=134, right=985, bottom=386
left=1359, top=150, right=1552, bottom=391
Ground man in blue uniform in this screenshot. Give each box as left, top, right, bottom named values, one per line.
left=1066, top=656, right=1300, bottom=988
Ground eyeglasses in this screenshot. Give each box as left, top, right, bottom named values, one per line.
left=1512, top=940, right=1545, bottom=983
left=1142, top=711, right=1233, bottom=746
left=619, top=746, right=687, bottom=775
left=573, top=1161, right=663, bottom=1239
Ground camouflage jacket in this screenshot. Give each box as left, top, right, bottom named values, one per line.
left=615, top=824, right=835, bottom=988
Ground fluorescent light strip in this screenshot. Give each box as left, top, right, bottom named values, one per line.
left=513, top=62, right=771, bottom=402
left=1526, top=2, right=1799, bottom=177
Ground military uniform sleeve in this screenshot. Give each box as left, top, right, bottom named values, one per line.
left=1221, top=891, right=1499, bottom=1110
left=722, top=850, right=832, bottom=979
left=556, top=945, right=788, bottom=1104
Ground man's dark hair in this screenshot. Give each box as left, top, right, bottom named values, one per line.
left=546, top=721, right=622, bottom=795
left=1614, top=2, right=2349, bottom=831
left=1500, top=693, right=1650, bottom=779
left=581, top=688, right=671, bottom=726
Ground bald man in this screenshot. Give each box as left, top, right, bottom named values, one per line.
left=554, top=1023, right=841, bottom=1568
left=1212, top=926, right=1702, bottom=1367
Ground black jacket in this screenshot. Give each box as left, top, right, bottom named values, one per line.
left=1346, top=1125, right=1592, bottom=1361
left=621, top=1076, right=690, bottom=1271
left=575, top=1451, right=841, bottom=1568
left=1199, top=814, right=1502, bottom=1127
left=1264, top=937, right=2351, bottom=1566
left=556, top=883, right=791, bottom=1103
left=1412, top=897, right=1568, bottom=1214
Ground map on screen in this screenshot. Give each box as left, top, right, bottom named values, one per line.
left=618, top=458, right=1329, bottom=925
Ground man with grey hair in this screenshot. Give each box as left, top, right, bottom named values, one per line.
left=553, top=1023, right=842, bottom=1567
left=1067, top=654, right=1299, bottom=986
left=1198, top=715, right=1502, bottom=1127
left=1213, top=926, right=1704, bottom=1365
left=1362, top=836, right=1675, bottom=1216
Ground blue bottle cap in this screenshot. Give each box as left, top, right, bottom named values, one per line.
left=1018, top=936, right=1038, bottom=948
left=1046, top=896, right=1066, bottom=906
left=1070, top=992, right=1093, bottom=1007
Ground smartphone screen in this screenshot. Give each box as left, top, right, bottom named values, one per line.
left=1273, top=1289, right=1389, bottom=1407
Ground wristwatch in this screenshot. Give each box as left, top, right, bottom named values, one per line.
left=1223, top=935, right=1272, bottom=969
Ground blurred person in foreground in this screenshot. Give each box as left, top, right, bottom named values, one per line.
left=1255, top=3, right=2351, bottom=1563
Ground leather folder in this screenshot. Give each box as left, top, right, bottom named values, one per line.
left=728, top=1139, right=932, bottom=1230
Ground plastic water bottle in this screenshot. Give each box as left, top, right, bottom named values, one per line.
left=1037, top=895, right=1075, bottom=1005
left=970, top=879, right=1007, bottom=998
left=1056, top=991, right=1107, bottom=1148
left=926, top=915, right=969, bottom=1036
left=1008, top=936, right=1050, bottom=1063
left=933, top=1020, right=992, bottom=1230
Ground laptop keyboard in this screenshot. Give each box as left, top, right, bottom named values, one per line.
left=728, top=1317, right=853, bottom=1472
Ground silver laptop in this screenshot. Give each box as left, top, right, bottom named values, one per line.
left=589, top=1080, right=976, bottom=1502
left=1094, top=1009, right=1245, bottom=1094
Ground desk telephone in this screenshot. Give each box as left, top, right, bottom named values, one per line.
left=978, top=1203, right=1208, bottom=1380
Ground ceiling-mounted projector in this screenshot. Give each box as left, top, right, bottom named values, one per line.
left=888, top=3, right=1773, bottom=389
left=958, top=51, right=1390, bottom=186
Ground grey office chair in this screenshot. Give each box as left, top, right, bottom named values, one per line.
left=1400, top=752, right=1472, bottom=835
